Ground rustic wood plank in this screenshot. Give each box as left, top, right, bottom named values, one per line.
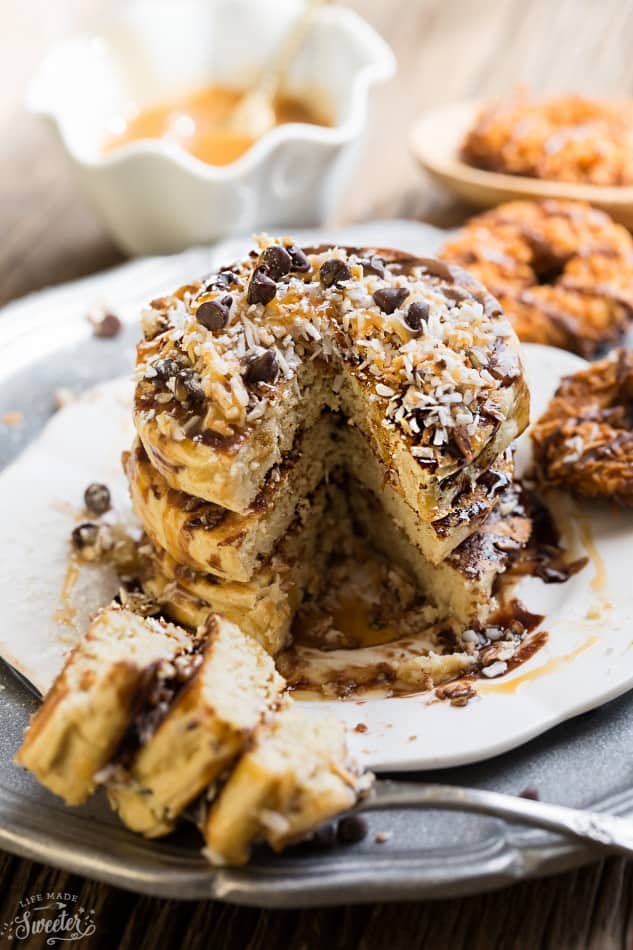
left=0, top=855, right=631, bottom=949
left=3, top=0, right=633, bottom=946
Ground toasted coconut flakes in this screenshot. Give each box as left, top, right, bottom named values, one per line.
left=374, top=831, right=393, bottom=844
left=136, top=243, right=520, bottom=463
left=259, top=809, right=292, bottom=835
left=481, top=660, right=508, bottom=678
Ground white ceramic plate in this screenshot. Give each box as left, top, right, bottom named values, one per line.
left=1, top=220, right=632, bottom=776
left=410, top=100, right=633, bottom=228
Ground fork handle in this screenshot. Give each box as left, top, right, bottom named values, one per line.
left=356, top=780, right=633, bottom=858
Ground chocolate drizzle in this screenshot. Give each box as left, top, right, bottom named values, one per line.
left=508, top=488, right=589, bottom=583
left=113, top=648, right=204, bottom=766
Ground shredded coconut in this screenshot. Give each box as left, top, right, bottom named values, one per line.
left=135, top=238, right=522, bottom=459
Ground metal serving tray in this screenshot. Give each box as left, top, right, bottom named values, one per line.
left=1, top=229, right=632, bottom=905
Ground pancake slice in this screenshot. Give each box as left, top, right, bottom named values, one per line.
left=202, top=704, right=368, bottom=866
left=345, top=428, right=515, bottom=564
left=15, top=608, right=192, bottom=806
left=107, top=614, right=285, bottom=838
left=16, top=606, right=370, bottom=864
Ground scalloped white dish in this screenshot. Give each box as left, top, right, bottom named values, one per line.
left=1, top=221, right=632, bottom=777
left=27, top=0, right=394, bottom=255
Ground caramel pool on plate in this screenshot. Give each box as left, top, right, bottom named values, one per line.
left=104, top=85, right=331, bottom=166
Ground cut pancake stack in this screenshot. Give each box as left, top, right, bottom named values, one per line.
left=16, top=241, right=534, bottom=867
left=129, top=238, right=531, bottom=657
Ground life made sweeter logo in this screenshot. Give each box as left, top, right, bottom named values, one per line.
left=0, top=892, right=97, bottom=944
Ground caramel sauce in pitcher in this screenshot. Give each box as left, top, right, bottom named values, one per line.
left=104, top=85, right=331, bottom=166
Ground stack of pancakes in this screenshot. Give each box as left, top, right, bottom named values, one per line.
left=128, top=239, right=531, bottom=656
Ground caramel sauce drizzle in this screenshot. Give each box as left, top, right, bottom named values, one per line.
left=578, top=517, right=606, bottom=593
left=52, top=558, right=80, bottom=629
left=327, top=596, right=404, bottom=649
left=478, top=635, right=599, bottom=695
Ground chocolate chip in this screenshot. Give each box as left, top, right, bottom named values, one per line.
left=247, top=268, right=277, bottom=306
left=196, top=295, right=233, bottom=331
left=361, top=256, right=385, bottom=277
left=287, top=244, right=311, bottom=272
left=174, top=371, right=205, bottom=405
left=91, top=312, right=122, bottom=339
left=405, top=300, right=429, bottom=331
left=244, top=350, right=279, bottom=385
left=187, top=507, right=228, bottom=530
left=336, top=815, right=368, bottom=845
left=152, top=358, right=181, bottom=381
left=71, top=522, right=100, bottom=550
left=373, top=287, right=410, bottom=314
left=203, top=270, right=237, bottom=292
left=319, top=259, right=352, bottom=288
left=260, top=245, right=292, bottom=281
left=84, top=483, right=111, bottom=516
left=518, top=786, right=540, bottom=801
left=311, top=824, right=338, bottom=849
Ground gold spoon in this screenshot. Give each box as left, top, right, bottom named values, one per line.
left=228, top=0, right=327, bottom=140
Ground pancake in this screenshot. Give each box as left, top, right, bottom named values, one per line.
left=349, top=479, right=531, bottom=625
left=140, top=471, right=529, bottom=637
left=346, top=431, right=515, bottom=566
left=139, top=484, right=344, bottom=654
left=202, top=704, right=368, bottom=866
left=14, top=608, right=192, bottom=806
left=134, top=241, right=529, bottom=520
left=107, top=613, right=285, bottom=838
left=126, top=415, right=340, bottom=582
left=128, top=421, right=514, bottom=580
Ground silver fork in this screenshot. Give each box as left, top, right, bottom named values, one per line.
left=355, top=779, right=633, bottom=857
left=7, top=662, right=633, bottom=856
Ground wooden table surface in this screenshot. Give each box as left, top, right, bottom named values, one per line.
left=3, top=0, right=633, bottom=946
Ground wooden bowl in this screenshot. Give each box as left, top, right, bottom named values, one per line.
left=410, top=100, right=633, bottom=228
